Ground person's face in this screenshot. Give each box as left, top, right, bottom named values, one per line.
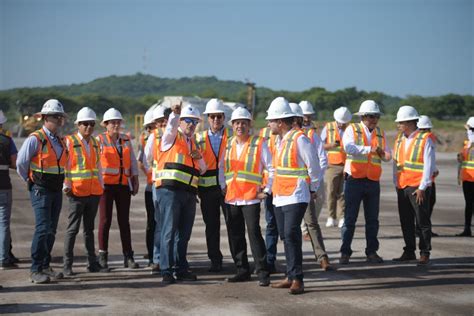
left=106, top=119, right=122, bottom=135
left=45, top=114, right=66, bottom=128
left=337, top=122, right=348, bottom=130
left=268, top=119, right=280, bottom=135
left=180, top=118, right=199, bottom=136
left=78, top=120, right=95, bottom=138
left=232, top=119, right=250, bottom=137
left=207, top=113, right=225, bottom=132
left=303, top=114, right=312, bottom=126
left=362, top=113, right=380, bottom=130
left=396, top=120, right=416, bottom=135
left=146, top=122, right=157, bottom=131
left=154, top=117, right=167, bottom=129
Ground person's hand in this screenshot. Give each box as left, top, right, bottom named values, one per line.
left=171, top=101, right=182, bottom=114
left=433, top=170, right=439, bottom=178
left=132, top=176, right=139, bottom=196
left=63, top=187, right=73, bottom=197
left=190, top=150, right=202, bottom=160
left=375, top=147, right=385, bottom=158
left=311, top=191, right=317, bottom=200
left=412, top=189, right=425, bottom=205
left=457, top=153, right=463, bottom=163
left=257, top=192, right=267, bottom=200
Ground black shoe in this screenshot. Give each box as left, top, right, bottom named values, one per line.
left=99, top=251, right=108, bottom=269
left=226, top=273, right=251, bottom=283
left=366, top=253, right=384, bottom=264
left=63, top=266, right=74, bottom=276
left=176, top=270, right=197, bottom=281
left=124, top=255, right=139, bottom=269
left=392, top=252, right=416, bottom=262
left=162, top=274, right=176, bottom=284
left=1, top=260, right=18, bottom=270
left=456, top=230, right=472, bottom=237
left=9, top=254, right=20, bottom=264
left=431, top=231, right=439, bottom=237
left=87, top=261, right=109, bottom=273
left=258, top=273, right=270, bottom=287
left=208, top=262, right=222, bottom=272
left=268, top=264, right=277, bottom=274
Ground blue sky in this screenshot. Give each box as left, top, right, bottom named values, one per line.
left=1, top=0, right=472, bottom=97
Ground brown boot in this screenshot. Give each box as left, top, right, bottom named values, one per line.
left=289, top=279, right=304, bottom=295
left=320, top=257, right=333, bottom=271
left=418, top=255, right=430, bottom=266
left=271, top=278, right=292, bottom=289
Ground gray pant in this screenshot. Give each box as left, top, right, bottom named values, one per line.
left=63, top=194, right=101, bottom=268
left=325, top=164, right=345, bottom=220
left=303, top=184, right=328, bottom=262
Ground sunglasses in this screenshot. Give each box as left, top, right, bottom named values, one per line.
left=80, top=121, right=95, bottom=127
left=365, top=114, right=380, bottom=119
left=209, top=114, right=224, bottom=120
left=50, top=114, right=64, bottom=120
left=183, top=118, right=199, bottom=125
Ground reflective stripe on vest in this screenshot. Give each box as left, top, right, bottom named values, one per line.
left=29, top=129, right=66, bottom=175
left=98, top=133, right=132, bottom=185
left=325, top=121, right=346, bottom=165
left=394, top=131, right=429, bottom=188
left=461, top=140, right=474, bottom=182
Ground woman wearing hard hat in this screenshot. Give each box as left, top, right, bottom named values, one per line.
left=96, top=108, right=140, bottom=269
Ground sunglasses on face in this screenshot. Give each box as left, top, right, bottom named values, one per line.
left=50, top=114, right=64, bottom=120
left=365, top=114, right=380, bottom=119
left=183, top=118, right=199, bottom=125
left=209, top=114, right=224, bottom=120
left=80, top=121, right=95, bottom=127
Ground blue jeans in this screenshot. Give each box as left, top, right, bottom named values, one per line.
left=264, top=195, right=279, bottom=266
left=157, top=187, right=196, bottom=275
left=152, top=186, right=161, bottom=264
left=340, top=177, right=380, bottom=256
left=0, top=190, right=12, bottom=263
left=274, top=203, right=307, bottom=282
left=30, top=185, right=63, bottom=272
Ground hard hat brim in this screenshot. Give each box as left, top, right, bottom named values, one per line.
left=355, top=111, right=383, bottom=116
left=35, top=111, right=69, bottom=118
left=265, top=113, right=295, bottom=120
left=203, top=109, right=225, bottom=114
left=394, top=116, right=419, bottom=122
left=180, top=114, right=202, bottom=121
left=75, top=117, right=97, bottom=124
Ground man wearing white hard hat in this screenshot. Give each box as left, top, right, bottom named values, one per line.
left=195, top=99, right=231, bottom=273
left=456, top=116, right=474, bottom=237
left=96, top=108, right=140, bottom=270
left=0, top=110, right=19, bottom=269
left=289, top=102, right=332, bottom=272
left=16, top=99, right=68, bottom=283
left=154, top=102, right=206, bottom=283
left=267, top=97, right=321, bottom=295
left=340, top=100, right=391, bottom=265
left=62, top=107, right=108, bottom=276
left=218, top=107, right=272, bottom=286
left=320, top=107, right=352, bottom=229
left=392, top=106, right=435, bottom=265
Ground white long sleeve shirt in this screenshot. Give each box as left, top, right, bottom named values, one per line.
left=272, top=129, right=321, bottom=208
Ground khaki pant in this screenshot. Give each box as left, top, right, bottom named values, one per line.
left=325, top=164, right=345, bottom=220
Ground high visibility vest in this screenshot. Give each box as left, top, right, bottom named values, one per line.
left=154, top=131, right=200, bottom=193
left=325, top=121, right=346, bottom=165
left=151, top=128, right=164, bottom=181
left=460, top=140, right=474, bottom=182
left=259, top=127, right=276, bottom=188
left=66, top=133, right=103, bottom=196
left=195, top=128, right=232, bottom=191
left=346, top=123, right=385, bottom=181
left=139, top=130, right=153, bottom=185
left=273, top=129, right=310, bottom=196
left=303, top=128, right=317, bottom=145
left=224, top=135, right=264, bottom=201
left=393, top=131, right=430, bottom=189
left=97, top=132, right=132, bottom=186
left=29, top=128, right=67, bottom=191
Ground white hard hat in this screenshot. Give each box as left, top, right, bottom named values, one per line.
left=355, top=100, right=383, bottom=116
left=203, top=98, right=225, bottom=114
left=395, top=105, right=419, bottom=122
left=299, top=100, right=315, bottom=115
left=0, top=110, right=7, bottom=124
left=467, top=116, right=474, bottom=128
left=334, top=107, right=352, bottom=124
left=152, top=105, right=166, bottom=121
left=102, top=108, right=123, bottom=124
left=75, top=107, right=97, bottom=124
left=143, top=108, right=155, bottom=126
left=289, top=103, right=304, bottom=118
left=265, top=97, right=294, bottom=120
left=180, top=104, right=201, bottom=120
left=38, top=99, right=66, bottom=116
left=230, top=107, right=252, bottom=122
left=417, top=115, right=433, bottom=129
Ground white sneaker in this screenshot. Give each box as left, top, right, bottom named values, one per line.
left=326, top=217, right=336, bottom=227
left=338, top=218, right=345, bottom=228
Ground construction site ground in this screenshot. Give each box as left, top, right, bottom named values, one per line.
left=0, top=148, right=473, bottom=315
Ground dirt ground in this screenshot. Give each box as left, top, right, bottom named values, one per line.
left=0, top=149, right=473, bottom=315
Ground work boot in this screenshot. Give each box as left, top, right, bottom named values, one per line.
left=289, top=279, right=304, bottom=295
left=124, top=253, right=139, bottom=269
left=271, top=278, right=292, bottom=289
left=339, top=254, right=350, bottom=265
left=63, top=265, right=74, bottom=277
left=320, top=257, right=333, bottom=271
left=30, top=272, right=50, bottom=284
left=366, top=253, right=384, bottom=264
left=42, top=267, right=64, bottom=280
left=418, top=255, right=430, bottom=266
left=99, top=251, right=108, bottom=269
left=208, top=261, right=222, bottom=273
left=456, top=229, right=472, bottom=237
left=392, top=251, right=416, bottom=262
left=87, top=261, right=109, bottom=273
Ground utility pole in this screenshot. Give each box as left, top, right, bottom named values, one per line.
left=245, top=80, right=256, bottom=119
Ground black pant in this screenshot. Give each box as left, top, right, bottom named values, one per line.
left=145, top=190, right=155, bottom=261
left=397, top=186, right=432, bottom=255
left=462, top=181, right=474, bottom=231
left=225, top=203, right=268, bottom=276
left=198, top=188, right=226, bottom=264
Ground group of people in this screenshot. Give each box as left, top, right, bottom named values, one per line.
left=0, top=96, right=472, bottom=295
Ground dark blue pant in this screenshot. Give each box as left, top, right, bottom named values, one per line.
left=30, top=185, right=62, bottom=273
left=274, top=203, right=307, bottom=282
left=340, top=177, right=380, bottom=256
left=264, top=195, right=279, bottom=266
left=144, top=189, right=155, bottom=262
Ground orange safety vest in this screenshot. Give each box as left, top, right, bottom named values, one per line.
left=224, top=135, right=264, bottom=201
left=154, top=130, right=200, bottom=193
left=325, top=121, right=346, bottom=165
left=66, top=133, right=103, bottom=196
left=259, top=127, right=276, bottom=188
left=393, top=131, right=430, bottom=189
left=195, top=128, right=232, bottom=190
left=346, top=123, right=385, bottom=181
left=460, top=140, right=474, bottom=182
left=29, top=128, right=67, bottom=191
left=97, top=132, right=132, bottom=186
left=139, top=130, right=153, bottom=185
left=303, top=128, right=317, bottom=145
left=273, top=129, right=310, bottom=196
